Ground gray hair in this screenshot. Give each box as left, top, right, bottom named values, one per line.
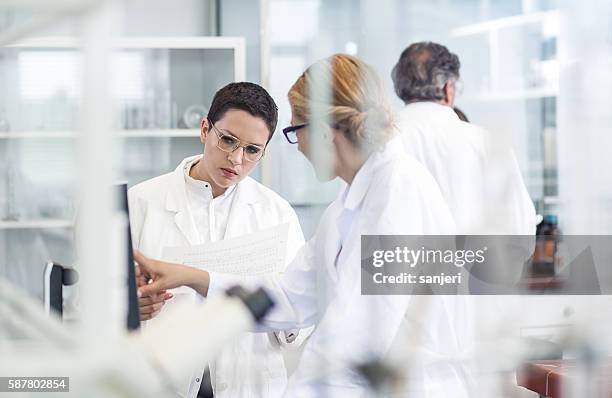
left=391, top=42, right=460, bottom=103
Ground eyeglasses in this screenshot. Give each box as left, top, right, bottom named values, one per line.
left=282, top=123, right=308, bottom=144
left=209, top=120, right=266, bottom=162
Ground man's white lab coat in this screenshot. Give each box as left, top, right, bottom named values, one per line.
left=398, top=102, right=536, bottom=235
left=398, top=103, right=538, bottom=396
left=209, top=139, right=476, bottom=397
left=128, top=155, right=307, bottom=397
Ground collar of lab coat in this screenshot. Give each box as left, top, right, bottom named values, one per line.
left=165, top=154, right=258, bottom=212
left=164, top=155, right=260, bottom=243
left=341, top=136, right=402, bottom=211
left=182, top=156, right=237, bottom=202
left=403, top=101, right=459, bottom=119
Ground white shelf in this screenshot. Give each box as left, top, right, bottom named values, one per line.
left=7, top=36, right=245, bottom=49
left=451, top=10, right=559, bottom=36
left=4, top=36, right=246, bottom=82
left=0, top=131, right=75, bottom=139
left=121, top=129, right=200, bottom=138
left=0, top=129, right=200, bottom=139
left=0, top=219, right=74, bottom=229
left=464, top=87, right=558, bottom=101
left=543, top=196, right=560, bottom=205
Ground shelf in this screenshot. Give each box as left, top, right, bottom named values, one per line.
left=121, top=129, right=200, bottom=138
left=543, top=196, right=559, bottom=205
left=3, top=36, right=246, bottom=81
left=451, top=10, right=559, bottom=36
left=6, top=36, right=246, bottom=50
left=0, top=131, right=75, bottom=139
left=0, top=129, right=200, bottom=139
left=463, top=87, right=558, bottom=101
left=0, top=219, right=74, bottom=229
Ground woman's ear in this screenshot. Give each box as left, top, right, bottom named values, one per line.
left=200, top=117, right=210, bottom=145
left=329, top=125, right=345, bottom=146
left=323, top=123, right=336, bottom=139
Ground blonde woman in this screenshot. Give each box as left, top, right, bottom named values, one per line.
left=136, top=55, right=473, bottom=397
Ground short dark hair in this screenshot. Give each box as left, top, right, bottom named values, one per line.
left=207, top=82, right=278, bottom=142
left=391, top=42, right=460, bottom=104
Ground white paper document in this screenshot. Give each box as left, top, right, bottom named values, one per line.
left=162, top=223, right=289, bottom=276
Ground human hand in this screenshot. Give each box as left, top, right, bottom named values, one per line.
left=135, top=249, right=193, bottom=296
left=135, top=263, right=173, bottom=321
left=134, top=249, right=210, bottom=297
left=138, top=291, right=173, bottom=321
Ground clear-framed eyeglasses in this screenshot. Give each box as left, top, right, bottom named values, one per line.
left=209, top=119, right=266, bottom=162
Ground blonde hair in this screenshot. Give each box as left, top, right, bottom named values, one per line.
left=288, top=54, right=395, bottom=150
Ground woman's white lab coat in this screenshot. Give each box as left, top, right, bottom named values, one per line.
left=128, top=155, right=307, bottom=398
left=209, top=139, right=476, bottom=397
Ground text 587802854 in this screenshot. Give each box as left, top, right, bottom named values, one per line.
left=0, top=377, right=69, bottom=392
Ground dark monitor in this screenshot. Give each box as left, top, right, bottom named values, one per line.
left=115, top=182, right=141, bottom=331
left=43, top=261, right=78, bottom=317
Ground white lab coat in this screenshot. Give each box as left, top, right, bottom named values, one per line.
left=128, top=155, right=307, bottom=398
left=397, top=102, right=536, bottom=235
left=209, top=139, right=476, bottom=397
left=398, top=103, right=537, bottom=396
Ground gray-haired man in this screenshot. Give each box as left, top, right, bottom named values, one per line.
left=392, top=41, right=536, bottom=235
left=392, top=43, right=538, bottom=397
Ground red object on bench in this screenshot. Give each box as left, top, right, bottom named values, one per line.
left=517, top=359, right=612, bottom=398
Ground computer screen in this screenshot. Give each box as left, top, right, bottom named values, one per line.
left=115, top=183, right=140, bottom=331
